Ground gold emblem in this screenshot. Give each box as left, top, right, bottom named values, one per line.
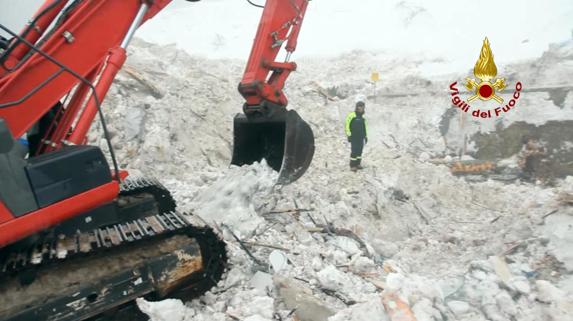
left=465, top=37, right=506, bottom=103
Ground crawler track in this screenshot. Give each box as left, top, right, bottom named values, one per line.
left=0, top=177, right=227, bottom=321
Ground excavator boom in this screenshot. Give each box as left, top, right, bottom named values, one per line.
left=232, top=0, right=315, bottom=184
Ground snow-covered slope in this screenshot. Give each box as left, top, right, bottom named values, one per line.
left=138, top=0, right=573, bottom=76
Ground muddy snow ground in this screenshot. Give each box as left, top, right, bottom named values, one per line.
left=88, top=37, right=573, bottom=321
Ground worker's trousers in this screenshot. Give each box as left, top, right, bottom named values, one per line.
left=349, top=138, right=364, bottom=167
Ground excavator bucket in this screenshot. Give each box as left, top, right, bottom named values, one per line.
left=231, top=110, right=314, bottom=184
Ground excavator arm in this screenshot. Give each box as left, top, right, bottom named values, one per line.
left=232, top=0, right=315, bottom=184
left=0, top=0, right=171, bottom=150
left=239, top=0, right=308, bottom=107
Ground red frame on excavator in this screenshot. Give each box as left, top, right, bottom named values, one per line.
left=0, top=0, right=171, bottom=245
left=239, top=0, right=309, bottom=108
left=0, top=0, right=310, bottom=245
left=0, top=182, right=119, bottom=247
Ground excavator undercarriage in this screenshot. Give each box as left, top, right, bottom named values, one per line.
left=0, top=178, right=227, bottom=321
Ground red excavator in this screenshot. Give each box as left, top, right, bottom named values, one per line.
left=0, top=0, right=314, bottom=320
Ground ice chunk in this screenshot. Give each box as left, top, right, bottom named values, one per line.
left=351, top=256, right=376, bottom=273
left=317, top=265, right=351, bottom=291
left=250, top=271, right=274, bottom=292
left=285, top=223, right=314, bottom=244
left=329, top=295, right=388, bottom=321
left=535, top=280, right=566, bottom=303
left=312, top=256, right=324, bottom=271
left=542, top=213, right=573, bottom=271
left=371, top=239, right=399, bottom=258
left=496, top=291, right=517, bottom=317
left=331, top=236, right=362, bottom=255
left=275, top=276, right=334, bottom=321
left=447, top=300, right=470, bottom=316
left=224, top=267, right=246, bottom=289
left=136, top=298, right=190, bottom=321
left=412, top=297, right=441, bottom=321
left=244, top=296, right=274, bottom=319
left=125, top=106, right=146, bottom=140
left=509, top=276, right=531, bottom=294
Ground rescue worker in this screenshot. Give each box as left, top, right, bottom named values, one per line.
left=345, top=99, right=368, bottom=171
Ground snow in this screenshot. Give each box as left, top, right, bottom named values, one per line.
left=138, top=0, right=573, bottom=76
left=329, top=296, right=389, bottom=321
left=91, top=37, right=573, bottom=320
left=136, top=298, right=191, bottom=321
left=4, top=0, right=573, bottom=67
left=542, top=214, right=573, bottom=271
left=82, top=2, right=573, bottom=320
left=188, top=161, right=277, bottom=237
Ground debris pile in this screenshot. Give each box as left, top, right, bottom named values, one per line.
left=88, top=38, right=573, bottom=320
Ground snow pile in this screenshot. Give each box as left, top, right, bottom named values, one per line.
left=137, top=299, right=192, bottom=321
left=180, top=161, right=277, bottom=237
left=88, top=38, right=573, bottom=321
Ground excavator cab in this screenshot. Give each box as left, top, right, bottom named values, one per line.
left=231, top=108, right=314, bottom=184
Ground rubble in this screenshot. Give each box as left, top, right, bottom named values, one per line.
left=275, top=277, right=335, bottom=321
left=89, top=32, right=573, bottom=321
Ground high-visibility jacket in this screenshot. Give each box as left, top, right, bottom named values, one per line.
left=345, top=112, right=368, bottom=139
